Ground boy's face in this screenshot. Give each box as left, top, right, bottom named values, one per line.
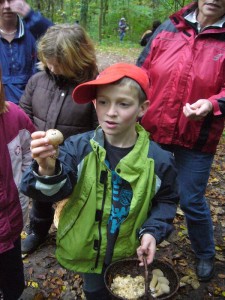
left=95, top=83, right=149, bottom=147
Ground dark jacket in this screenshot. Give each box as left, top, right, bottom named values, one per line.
left=0, top=102, right=35, bottom=254
left=137, top=2, right=225, bottom=153
left=0, top=11, right=53, bottom=104
left=19, top=71, right=98, bottom=139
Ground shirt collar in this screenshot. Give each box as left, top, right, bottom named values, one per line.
left=184, top=9, right=225, bottom=32
left=18, top=16, right=25, bottom=38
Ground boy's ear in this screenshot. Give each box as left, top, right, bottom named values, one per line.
left=138, top=100, right=150, bottom=118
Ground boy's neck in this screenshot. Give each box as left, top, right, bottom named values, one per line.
left=104, top=131, right=138, bottom=148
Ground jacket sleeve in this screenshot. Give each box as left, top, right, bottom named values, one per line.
left=21, top=116, right=36, bottom=172
left=20, top=138, right=79, bottom=203
left=23, top=10, right=53, bottom=39
left=19, top=76, right=36, bottom=122
left=139, top=143, right=179, bottom=244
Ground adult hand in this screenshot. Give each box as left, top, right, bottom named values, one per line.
left=183, top=99, right=213, bottom=121
left=137, top=233, right=156, bottom=266
left=10, top=0, right=31, bottom=17
left=30, top=131, right=57, bottom=176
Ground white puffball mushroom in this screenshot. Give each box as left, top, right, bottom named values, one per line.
left=149, top=269, right=164, bottom=292
left=150, top=274, right=158, bottom=292
left=152, top=283, right=170, bottom=298
left=155, top=276, right=170, bottom=291
left=152, top=269, right=164, bottom=277
left=46, top=129, right=64, bottom=147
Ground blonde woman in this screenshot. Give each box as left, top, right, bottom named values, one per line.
left=20, top=23, right=99, bottom=254
left=0, top=69, right=35, bottom=299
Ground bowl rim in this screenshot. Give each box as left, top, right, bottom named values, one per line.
left=104, top=258, right=180, bottom=300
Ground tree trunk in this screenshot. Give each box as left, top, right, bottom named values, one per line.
left=80, top=0, right=89, bottom=29
left=98, top=0, right=103, bottom=41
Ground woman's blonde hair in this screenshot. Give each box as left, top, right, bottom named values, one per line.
left=37, top=24, right=98, bottom=83
left=0, top=69, right=7, bottom=114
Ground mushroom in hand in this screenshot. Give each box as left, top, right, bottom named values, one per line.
left=46, top=129, right=64, bottom=146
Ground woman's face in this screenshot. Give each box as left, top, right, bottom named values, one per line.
left=198, top=0, right=225, bottom=25
left=46, top=58, right=63, bottom=76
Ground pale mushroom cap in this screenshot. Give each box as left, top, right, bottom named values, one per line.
left=46, top=129, right=64, bottom=146
left=157, top=277, right=170, bottom=285
left=152, top=269, right=164, bottom=277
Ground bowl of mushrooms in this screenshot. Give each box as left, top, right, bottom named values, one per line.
left=104, top=258, right=179, bottom=300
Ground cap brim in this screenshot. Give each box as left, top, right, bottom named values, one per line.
left=72, top=73, right=126, bottom=104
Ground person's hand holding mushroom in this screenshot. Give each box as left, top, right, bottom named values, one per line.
left=30, top=129, right=64, bottom=176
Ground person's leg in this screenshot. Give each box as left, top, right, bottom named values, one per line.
left=21, top=199, right=54, bottom=254
left=174, top=147, right=215, bottom=280
left=0, top=238, right=25, bottom=300
left=82, top=273, right=111, bottom=300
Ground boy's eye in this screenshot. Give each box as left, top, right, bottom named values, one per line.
left=97, top=99, right=106, bottom=105
left=120, top=102, right=129, bottom=107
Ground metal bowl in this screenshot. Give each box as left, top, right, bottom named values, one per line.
left=104, top=258, right=179, bottom=300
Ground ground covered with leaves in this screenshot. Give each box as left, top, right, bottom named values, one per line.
left=19, top=47, right=225, bottom=300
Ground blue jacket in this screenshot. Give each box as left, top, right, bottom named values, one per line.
left=0, top=10, right=52, bottom=104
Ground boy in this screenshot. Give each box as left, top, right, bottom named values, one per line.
left=21, top=63, right=179, bottom=300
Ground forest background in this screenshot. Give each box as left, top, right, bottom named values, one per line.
left=26, top=0, right=191, bottom=44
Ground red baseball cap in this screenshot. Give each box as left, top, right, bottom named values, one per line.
left=72, top=63, right=149, bottom=104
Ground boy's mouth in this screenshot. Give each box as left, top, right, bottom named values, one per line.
left=106, top=121, right=117, bottom=124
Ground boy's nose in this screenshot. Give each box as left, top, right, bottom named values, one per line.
left=107, top=105, right=117, bottom=116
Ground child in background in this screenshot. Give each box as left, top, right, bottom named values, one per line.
left=21, top=63, right=178, bottom=300
left=0, top=69, right=35, bottom=300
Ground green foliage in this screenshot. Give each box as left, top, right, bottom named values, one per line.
left=26, top=0, right=191, bottom=42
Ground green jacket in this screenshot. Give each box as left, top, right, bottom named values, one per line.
left=21, top=124, right=178, bottom=274
left=56, top=125, right=168, bottom=273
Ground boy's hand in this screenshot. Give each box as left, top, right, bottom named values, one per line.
left=137, top=233, right=156, bottom=266
left=30, top=131, right=57, bottom=176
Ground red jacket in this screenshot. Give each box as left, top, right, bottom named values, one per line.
left=0, top=102, right=35, bottom=254
left=137, top=2, right=225, bottom=153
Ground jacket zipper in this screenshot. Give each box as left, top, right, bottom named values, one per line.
left=94, top=170, right=108, bottom=269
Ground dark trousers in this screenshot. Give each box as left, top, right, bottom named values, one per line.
left=29, top=199, right=54, bottom=237
left=0, top=238, right=25, bottom=300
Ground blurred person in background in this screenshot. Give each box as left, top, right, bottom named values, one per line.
left=140, top=20, right=161, bottom=46
left=118, top=17, right=129, bottom=41
left=0, top=0, right=52, bottom=104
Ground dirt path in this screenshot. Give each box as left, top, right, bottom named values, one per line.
left=19, top=49, right=225, bottom=300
